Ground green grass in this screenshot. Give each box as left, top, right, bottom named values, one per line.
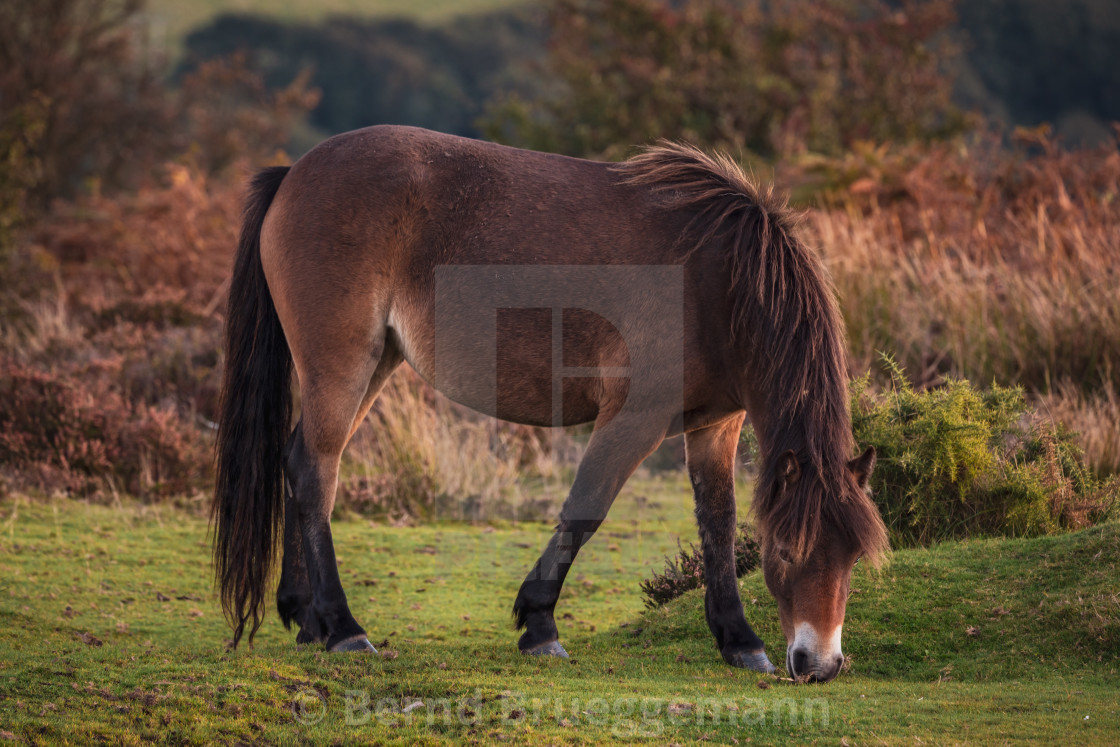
left=0, top=475, right=1117, bottom=744
left=143, top=0, right=529, bottom=52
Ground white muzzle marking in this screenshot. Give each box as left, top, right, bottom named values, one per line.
left=787, top=621, right=843, bottom=679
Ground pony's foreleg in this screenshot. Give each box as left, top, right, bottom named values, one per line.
left=685, top=414, right=777, bottom=674
left=277, top=345, right=402, bottom=647
left=513, top=411, right=667, bottom=657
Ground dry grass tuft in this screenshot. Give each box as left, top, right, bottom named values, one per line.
left=1037, top=386, right=1120, bottom=477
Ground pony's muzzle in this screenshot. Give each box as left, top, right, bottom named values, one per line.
left=787, top=646, right=844, bottom=683
left=786, top=622, right=844, bottom=683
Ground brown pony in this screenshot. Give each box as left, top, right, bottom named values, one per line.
left=212, top=125, right=888, bottom=682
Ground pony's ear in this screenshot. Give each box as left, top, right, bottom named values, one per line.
left=849, top=446, right=876, bottom=490
left=779, top=450, right=801, bottom=486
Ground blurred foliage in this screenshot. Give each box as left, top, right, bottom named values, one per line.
left=0, top=0, right=317, bottom=211
left=482, top=0, right=970, bottom=160
left=0, top=0, right=173, bottom=206
left=956, top=0, right=1120, bottom=144
left=169, top=0, right=1120, bottom=155
left=0, top=98, right=45, bottom=246
left=180, top=9, right=545, bottom=141
left=2, top=0, right=1117, bottom=511
left=174, top=53, right=320, bottom=175
left=850, top=356, right=1116, bottom=547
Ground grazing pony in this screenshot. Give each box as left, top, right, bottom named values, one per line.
left=212, top=126, right=888, bottom=681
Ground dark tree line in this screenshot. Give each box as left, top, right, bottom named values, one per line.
left=180, top=9, right=546, bottom=142
left=179, top=0, right=1120, bottom=152
left=956, top=0, right=1120, bottom=141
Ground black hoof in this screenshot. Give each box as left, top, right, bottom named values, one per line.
left=329, top=635, right=377, bottom=653
left=521, top=640, right=569, bottom=658
left=727, top=649, right=777, bottom=673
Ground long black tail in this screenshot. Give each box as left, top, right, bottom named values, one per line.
left=212, top=166, right=292, bottom=647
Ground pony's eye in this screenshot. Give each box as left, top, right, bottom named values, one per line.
left=777, top=548, right=793, bottom=564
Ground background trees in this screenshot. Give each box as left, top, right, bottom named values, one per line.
left=484, top=0, right=968, bottom=159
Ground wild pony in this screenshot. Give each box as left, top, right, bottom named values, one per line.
left=212, top=125, right=888, bottom=682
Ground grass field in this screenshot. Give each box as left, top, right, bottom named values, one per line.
left=1, top=475, right=1117, bottom=745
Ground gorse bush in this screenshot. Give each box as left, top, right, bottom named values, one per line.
left=639, top=524, right=760, bottom=608
left=851, top=356, right=1116, bottom=546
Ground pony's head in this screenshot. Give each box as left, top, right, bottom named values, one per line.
left=758, top=445, right=887, bottom=682
left=618, top=139, right=890, bottom=681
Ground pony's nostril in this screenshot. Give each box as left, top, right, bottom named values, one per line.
left=791, top=648, right=810, bottom=677
left=834, top=654, right=845, bottom=671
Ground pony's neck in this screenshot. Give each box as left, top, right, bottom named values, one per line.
left=746, top=353, right=853, bottom=477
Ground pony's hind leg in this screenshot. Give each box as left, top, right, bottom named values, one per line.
left=513, top=410, right=668, bottom=656
left=280, top=316, right=403, bottom=651
left=685, top=414, right=777, bottom=674
left=277, top=473, right=318, bottom=644
left=277, top=344, right=402, bottom=645
left=285, top=414, right=369, bottom=651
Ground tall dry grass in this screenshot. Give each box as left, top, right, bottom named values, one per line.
left=0, top=163, right=237, bottom=500
left=340, top=369, right=580, bottom=522
left=2, top=161, right=578, bottom=509
left=802, top=131, right=1120, bottom=474
left=3, top=127, right=1118, bottom=503
left=1037, top=386, right=1120, bottom=476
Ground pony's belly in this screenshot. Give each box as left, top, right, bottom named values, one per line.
left=405, top=350, right=606, bottom=428
left=389, top=304, right=623, bottom=427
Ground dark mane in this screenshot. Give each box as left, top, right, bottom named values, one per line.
left=616, top=142, right=888, bottom=565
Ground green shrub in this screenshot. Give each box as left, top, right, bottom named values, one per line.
left=851, top=356, right=1116, bottom=546
left=639, top=524, right=760, bottom=608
